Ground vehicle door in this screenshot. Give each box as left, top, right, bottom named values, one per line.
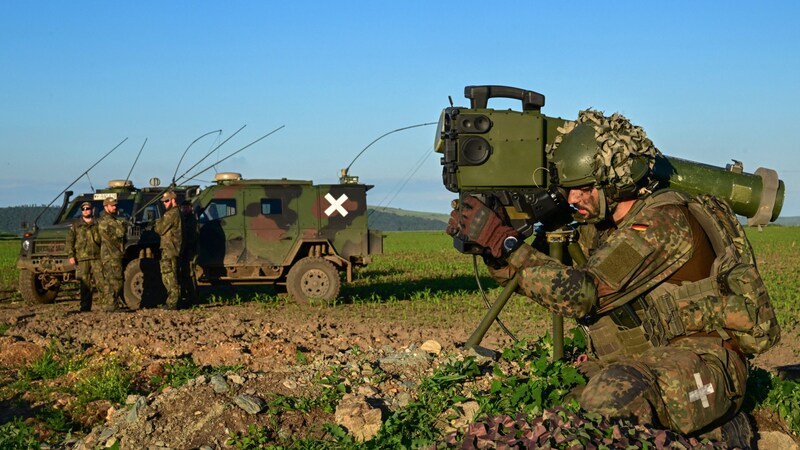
left=243, top=186, right=301, bottom=266
left=197, top=191, right=245, bottom=268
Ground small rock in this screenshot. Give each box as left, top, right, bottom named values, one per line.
left=228, top=374, right=245, bottom=384
left=334, top=394, right=383, bottom=442
left=467, top=345, right=498, bottom=361
left=420, top=340, right=442, bottom=355
left=234, top=394, right=267, bottom=414
left=126, top=396, right=147, bottom=423
left=396, top=392, right=412, bottom=408
left=98, top=426, right=117, bottom=442
left=104, top=437, right=117, bottom=448
left=358, top=385, right=380, bottom=396
left=758, top=431, right=799, bottom=450
left=210, top=374, right=230, bottom=393
left=283, top=379, right=297, bottom=390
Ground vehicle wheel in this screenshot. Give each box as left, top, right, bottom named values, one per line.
left=286, top=257, right=341, bottom=305
left=124, top=258, right=166, bottom=309
left=18, top=269, right=59, bottom=304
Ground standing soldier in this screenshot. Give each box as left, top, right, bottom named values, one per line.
left=66, top=201, right=101, bottom=312
left=97, top=197, right=126, bottom=311
left=179, top=200, right=199, bottom=307
left=155, top=191, right=182, bottom=309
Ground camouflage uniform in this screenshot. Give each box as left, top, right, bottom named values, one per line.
left=472, top=110, right=774, bottom=444
left=66, top=216, right=101, bottom=311
left=496, top=195, right=748, bottom=434
left=179, top=207, right=199, bottom=306
left=155, top=204, right=182, bottom=308
left=97, top=211, right=126, bottom=310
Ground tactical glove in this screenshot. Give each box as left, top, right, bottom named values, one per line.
left=447, top=195, right=519, bottom=259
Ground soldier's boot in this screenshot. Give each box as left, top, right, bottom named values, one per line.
left=79, top=286, right=92, bottom=312
left=699, top=411, right=754, bottom=450
left=720, top=412, right=754, bottom=450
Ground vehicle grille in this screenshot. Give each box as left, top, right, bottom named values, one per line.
left=34, top=241, right=66, bottom=254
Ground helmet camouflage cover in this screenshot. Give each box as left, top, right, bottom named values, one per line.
left=547, top=109, right=662, bottom=197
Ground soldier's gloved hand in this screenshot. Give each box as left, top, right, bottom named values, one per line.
left=448, top=195, right=519, bottom=259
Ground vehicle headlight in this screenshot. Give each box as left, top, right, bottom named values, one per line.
left=22, top=239, right=31, bottom=252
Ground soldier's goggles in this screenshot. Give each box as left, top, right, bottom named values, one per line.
left=81, top=207, right=92, bottom=211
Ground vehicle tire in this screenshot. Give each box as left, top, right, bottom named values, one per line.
left=286, top=257, right=341, bottom=305
left=18, top=269, right=59, bottom=304
left=124, top=258, right=166, bottom=309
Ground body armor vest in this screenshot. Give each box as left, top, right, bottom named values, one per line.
left=583, top=190, right=780, bottom=363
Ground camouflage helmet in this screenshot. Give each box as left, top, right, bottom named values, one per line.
left=547, top=109, right=661, bottom=200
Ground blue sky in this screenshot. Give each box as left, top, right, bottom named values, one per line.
left=2, top=1, right=798, bottom=217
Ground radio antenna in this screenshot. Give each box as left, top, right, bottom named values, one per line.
left=175, top=125, right=247, bottom=185
left=33, top=137, right=128, bottom=226
left=172, top=129, right=223, bottom=185
left=342, top=122, right=436, bottom=179
left=182, top=125, right=285, bottom=183
left=125, top=138, right=148, bottom=185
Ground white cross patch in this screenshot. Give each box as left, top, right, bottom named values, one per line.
left=324, top=193, right=349, bottom=217
left=689, top=372, right=714, bottom=408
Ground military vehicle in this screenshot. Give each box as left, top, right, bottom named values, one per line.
left=19, top=172, right=383, bottom=307
left=122, top=172, right=383, bottom=306
left=17, top=180, right=199, bottom=306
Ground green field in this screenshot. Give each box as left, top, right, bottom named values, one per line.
left=3, top=228, right=800, bottom=447
left=3, top=226, right=798, bottom=332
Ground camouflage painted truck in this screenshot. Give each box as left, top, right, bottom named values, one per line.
left=19, top=173, right=383, bottom=307
left=17, top=180, right=199, bottom=306
left=175, top=172, right=383, bottom=304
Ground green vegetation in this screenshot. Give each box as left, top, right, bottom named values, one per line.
left=0, top=240, right=20, bottom=293
left=0, top=418, right=42, bottom=450
left=150, top=357, right=244, bottom=390
left=21, top=341, right=86, bottom=381
left=3, top=227, right=800, bottom=448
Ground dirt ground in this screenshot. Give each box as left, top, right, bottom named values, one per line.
left=1, top=291, right=798, bottom=449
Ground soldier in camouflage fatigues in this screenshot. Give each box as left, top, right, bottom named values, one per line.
left=448, top=110, right=774, bottom=448
left=155, top=191, right=183, bottom=309
left=179, top=200, right=199, bottom=307
left=66, top=201, right=101, bottom=312
left=97, top=197, right=126, bottom=311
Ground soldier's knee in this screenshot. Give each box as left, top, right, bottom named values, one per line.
left=581, top=362, right=658, bottom=423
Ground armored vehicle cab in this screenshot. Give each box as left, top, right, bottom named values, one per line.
left=17, top=180, right=199, bottom=305
left=190, top=172, right=383, bottom=303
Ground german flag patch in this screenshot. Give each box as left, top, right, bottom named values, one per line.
left=631, top=223, right=649, bottom=231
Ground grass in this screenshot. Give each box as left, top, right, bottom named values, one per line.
left=0, top=240, right=20, bottom=294
left=2, top=226, right=800, bottom=448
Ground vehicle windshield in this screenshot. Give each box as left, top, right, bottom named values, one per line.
left=61, top=199, right=151, bottom=223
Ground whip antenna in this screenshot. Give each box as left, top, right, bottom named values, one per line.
left=172, top=129, right=223, bottom=184
left=125, top=138, right=148, bottom=184
left=341, top=122, right=436, bottom=180
left=33, top=137, right=128, bottom=226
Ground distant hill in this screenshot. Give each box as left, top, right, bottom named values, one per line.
left=0, top=205, right=447, bottom=234
left=367, top=207, right=448, bottom=231
left=1, top=204, right=795, bottom=234
left=0, top=205, right=59, bottom=235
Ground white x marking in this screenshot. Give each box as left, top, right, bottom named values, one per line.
left=689, top=372, right=714, bottom=408
left=324, top=193, right=349, bottom=217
